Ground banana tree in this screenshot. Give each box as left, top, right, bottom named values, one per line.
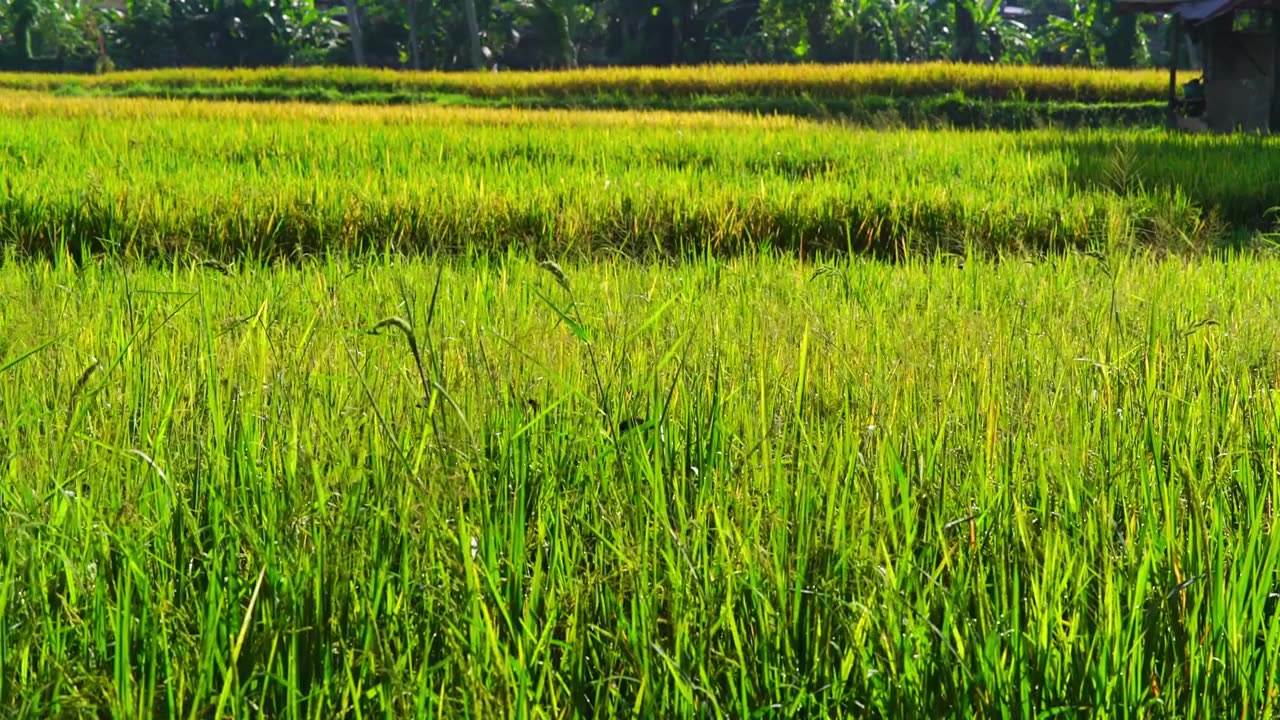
left=1099, top=0, right=1157, bottom=67
left=830, top=0, right=896, bottom=62
left=881, top=0, right=954, bottom=61
left=957, top=0, right=1032, bottom=62
left=1, top=0, right=99, bottom=68
left=164, top=0, right=309, bottom=65
left=1038, top=0, right=1104, bottom=66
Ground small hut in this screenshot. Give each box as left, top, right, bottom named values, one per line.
left=1119, top=0, right=1280, bottom=133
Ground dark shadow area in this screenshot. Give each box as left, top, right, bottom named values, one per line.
left=37, top=82, right=1168, bottom=131
left=1025, top=133, right=1280, bottom=229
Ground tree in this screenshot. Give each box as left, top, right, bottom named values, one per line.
left=528, top=0, right=576, bottom=68
left=7, top=0, right=38, bottom=62
left=953, top=0, right=977, bottom=61
left=407, top=0, right=421, bottom=68
left=951, top=0, right=1033, bottom=63
left=1038, top=0, right=1104, bottom=66
left=0, top=0, right=1168, bottom=71
left=0, top=0, right=99, bottom=70
left=344, top=0, right=368, bottom=65
left=1101, top=0, right=1139, bottom=67
left=462, top=0, right=483, bottom=67
left=109, top=0, right=177, bottom=68
left=882, top=0, right=952, bottom=62
left=834, top=0, right=896, bottom=62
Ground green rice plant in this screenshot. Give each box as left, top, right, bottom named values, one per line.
left=0, top=62, right=1174, bottom=134
left=0, top=93, right=1273, bottom=263
left=2, top=252, right=1280, bottom=716
left=0, top=62, right=1169, bottom=103
left=3, top=89, right=1279, bottom=715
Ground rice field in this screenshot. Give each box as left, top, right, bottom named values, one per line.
left=3, top=85, right=1280, bottom=718
left=0, top=64, right=1172, bottom=130
left=0, top=62, right=1170, bottom=102
left=1, top=92, right=1276, bottom=262
left=4, top=253, right=1280, bottom=717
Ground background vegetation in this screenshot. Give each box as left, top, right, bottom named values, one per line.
left=0, top=0, right=1178, bottom=74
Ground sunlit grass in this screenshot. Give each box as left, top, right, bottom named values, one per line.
left=2, top=252, right=1280, bottom=716
left=2, top=81, right=1280, bottom=717
left=0, top=62, right=1169, bottom=102
left=1, top=93, right=1274, bottom=262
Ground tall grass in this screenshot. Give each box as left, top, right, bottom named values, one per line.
left=0, top=62, right=1170, bottom=102
left=2, top=252, right=1280, bottom=716
left=1, top=93, right=1273, bottom=262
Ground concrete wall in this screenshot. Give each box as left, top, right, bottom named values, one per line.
left=1204, top=29, right=1276, bottom=132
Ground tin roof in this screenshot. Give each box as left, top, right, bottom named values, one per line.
left=1118, top=0, right=1277, bottom=17
left=1115, top=0, right=1184, bottom=11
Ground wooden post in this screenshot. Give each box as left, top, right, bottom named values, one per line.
left=1168, top=15, right=1181, bottom=129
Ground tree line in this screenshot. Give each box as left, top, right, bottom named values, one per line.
left=0, top=0, right=1167, bottom=73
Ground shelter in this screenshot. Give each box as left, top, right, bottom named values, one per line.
left=1118, top=0, right=1280, bottom=133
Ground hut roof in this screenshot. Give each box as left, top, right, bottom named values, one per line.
left=1118, top=0, right=1278, bottom=19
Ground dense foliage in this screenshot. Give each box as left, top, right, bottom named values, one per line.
left=0, top=0, right=1173, bottom=73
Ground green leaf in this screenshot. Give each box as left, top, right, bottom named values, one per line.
left=534, top=287, right=591, bottom=345
left=0, top=336, right=59, bottom=375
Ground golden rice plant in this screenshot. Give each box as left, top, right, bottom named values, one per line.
left=0, top=62, right=1168, bottom=102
